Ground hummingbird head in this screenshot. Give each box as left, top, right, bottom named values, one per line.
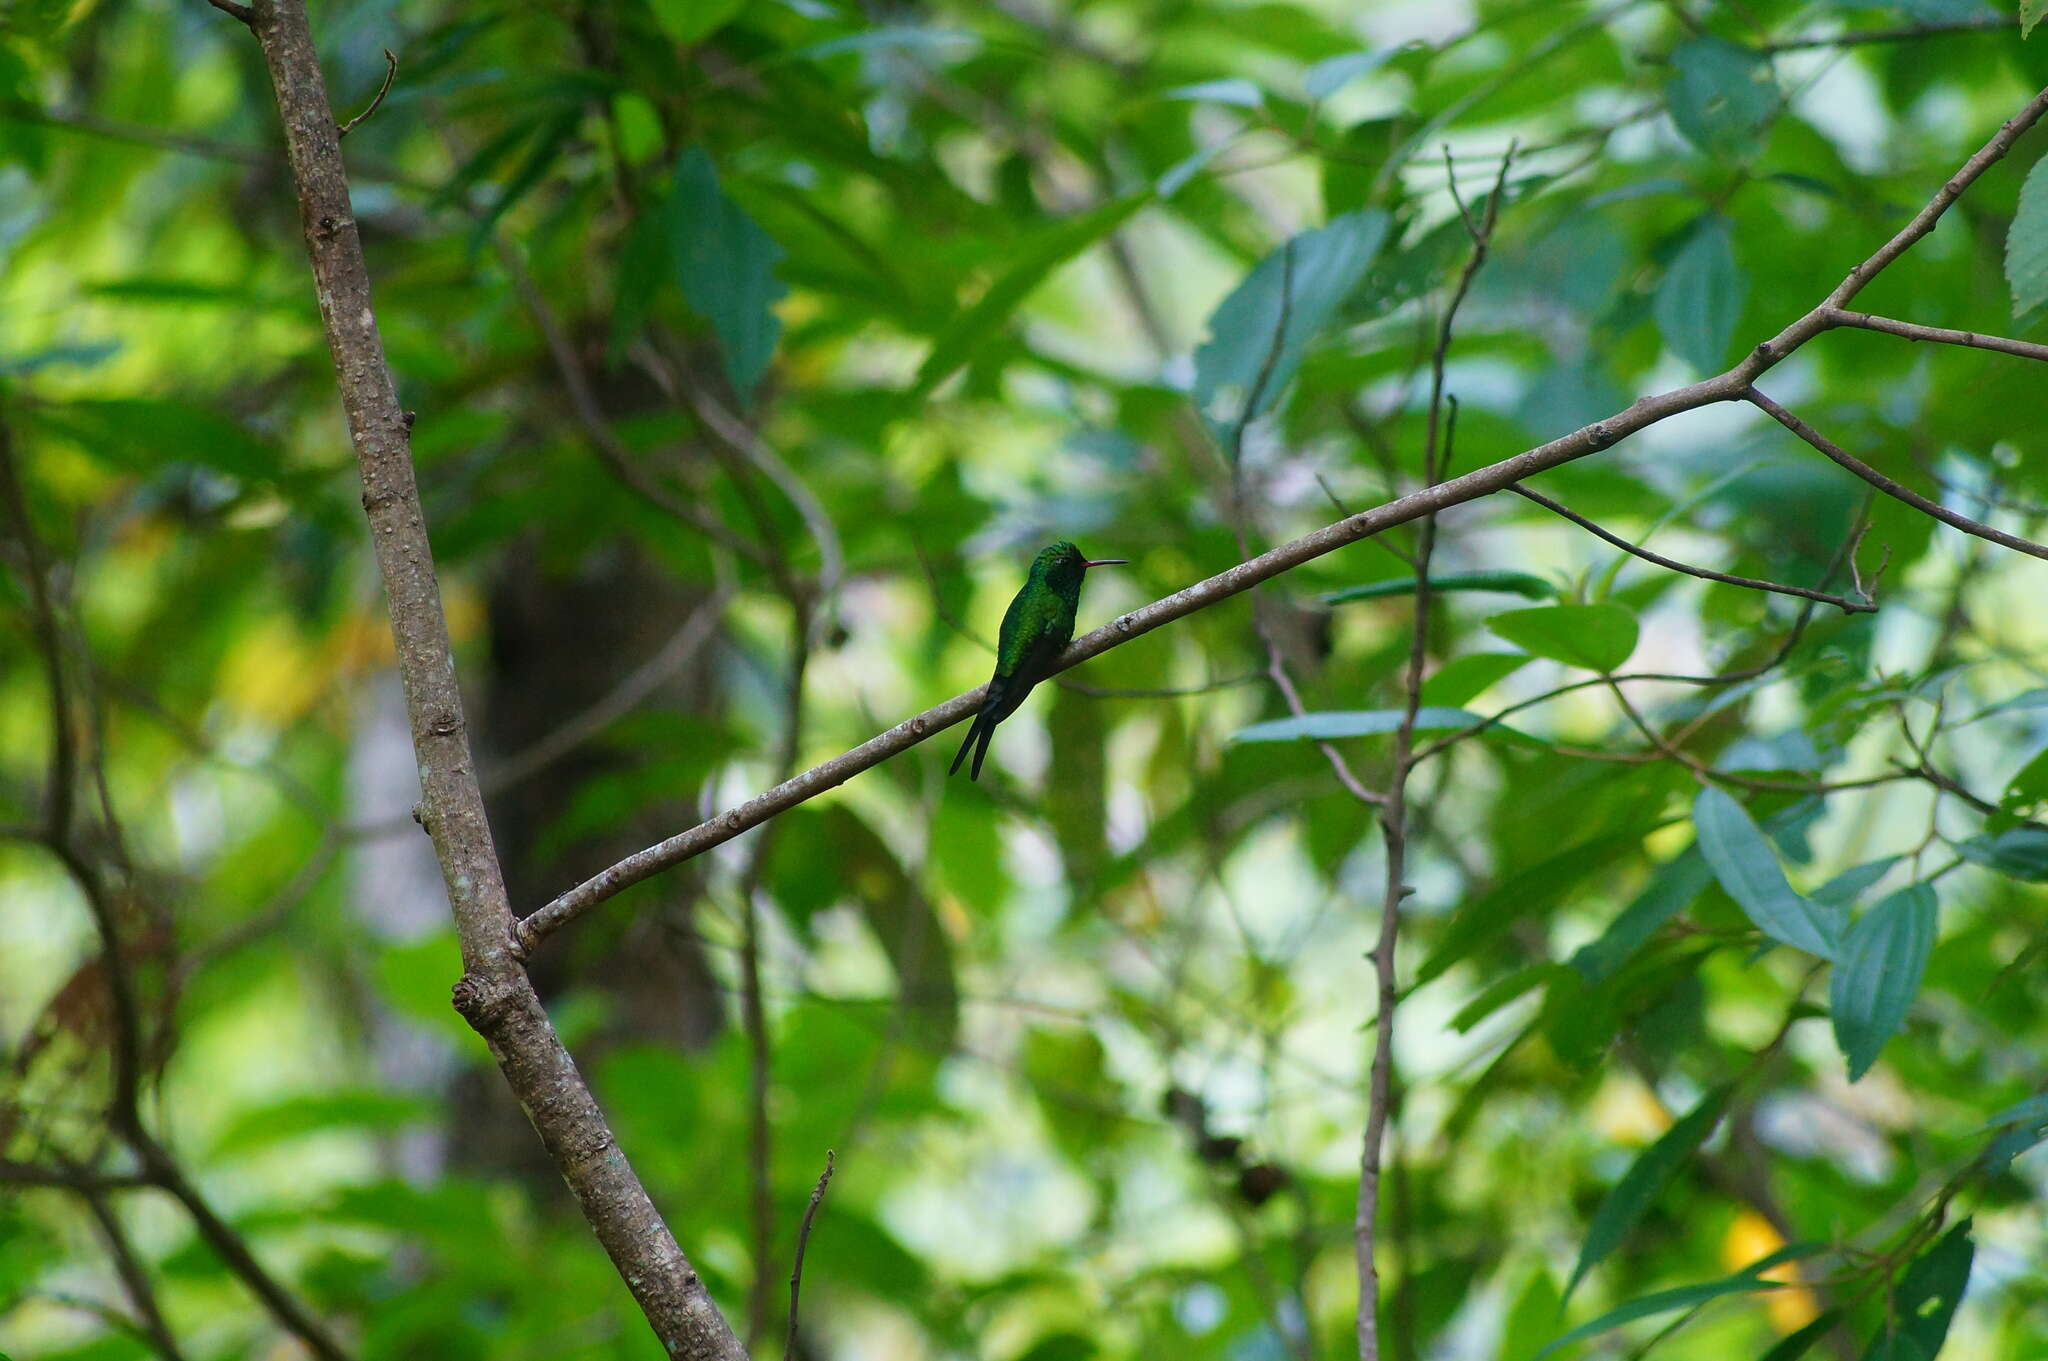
left=1034, top=541, right=1127, bottom=593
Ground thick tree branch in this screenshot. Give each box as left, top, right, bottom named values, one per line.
left=517, top=82, right=2048, bottom=955
left=219, top=0, right=745, bottom=1354
left=1746, top=387, right=2048, bottom=562
left=1508, top=483, right=1877, bottom=612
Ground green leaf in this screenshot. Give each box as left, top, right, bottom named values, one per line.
left=1654, top=216, right=1745, bottom=372
left=1486, top=603, right=1638, bottom=672
left=1420, top=652, right=1533, bottom=708
left=670, top=147, right=787, bottom=395
left=1321, top=571, right=1557, bottom=605
left=1665, top=37, right=1776, bottom=156
left=1956, top=826, right=2048, bottom=881
left=2000, top=741, right=2048, bottom=815
left=209, top=1091, right=434, bottom=1158
left=35, top=398, right=281, bottom=482
left=608, top=200, right=672, bottom=366
left=1693, top=788, right=1842, bottom=959
left=1886, top=1220, right=1974, bottom=1359
left=1569, top=848, right=1713, bottom=983
left=1811, top=857, right=1899, bottom=906
left=908, top=194, right=1148, bottom=406
left=1421, top=830, right=1653, bottom=985
left=648, top=0, right=745, bottom=44
left=2026, top=0, right=2048, bottom=39
left=2011, top=154, right=2048, bottom=317
left=1565, top=1084, right=1731, bottom=1300
left=1162, top=78, right=1264, bottom=107
left=1760, top=1310, right=1844, bottom=1361
left=1830, top=884, right=1937, bottom=1082
left=1232, top=706, right=1506, bottom=743
left=1193, top=210, right=1390, bottom=436
left=1536, top=1272, right=1784, bottom=1358
left=1303, top=50, right=1394, bottom=101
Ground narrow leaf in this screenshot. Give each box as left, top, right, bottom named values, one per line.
left=1569, top=848, right=1714, bottom=983
left=648, top=0, right=745, bottom=44
left=1162, top=78, right=1264, bottom=107
left=1566, top=1084, right=1731, bottom=1300
left=1892, top=1220, right=1974, bottom=1358
left=908, top=194, right=1148, bottom=405
left=1322, top=571, right=1557, bottom=605
left=1830, top=884, right=1937, bottom=1082
left=1421, top=652, right=1533, bottom=708
left=1232, top=707, right=1501, bottom=743
left=1693, top=788, right=1842, bottom=959
left=1536, top=1275, right=1782, bottom=1358
left=1304, top=50, right=1393, bottom=101
left=1655, top=216, right=1745, bottom=372
left=1759, top=1310, right=1844, bottom=1361
left=1811, top=857, right=1899, bottom=907
left=1487, top=603, right=1638, bottom=672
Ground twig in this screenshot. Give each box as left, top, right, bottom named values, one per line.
left=783, top=1150, right=836, bottom=1361
left=516, top=84, right=2048, bottom=954
left=336, top=49, right=396, bottom=139
left=205, top=0, right=253, bottom=26
left=1755, top=14, right=2019, bottom=53
left=1747, top=387, right=2048, bottom=562
left=1508, top=483, right=1877, bottom=612
left=1823, top=308, right=2048, bottom=365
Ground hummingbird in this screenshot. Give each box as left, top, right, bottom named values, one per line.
left=949, top=541, right=1127, bottom=781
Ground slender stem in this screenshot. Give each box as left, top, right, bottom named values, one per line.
left=1824, top=308, right=2048, bottom=364
left=784, top=1151, right=836, bottom=1361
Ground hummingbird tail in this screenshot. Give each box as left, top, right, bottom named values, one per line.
left=948, top=713, right=984, bottom=778
left=968, top=717, right=996, bottom=781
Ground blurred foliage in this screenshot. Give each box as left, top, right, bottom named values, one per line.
left=3, top=0, right=2048, bottom=1358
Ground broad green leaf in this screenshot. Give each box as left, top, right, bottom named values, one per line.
left=2026, top=0, right=2048, bottom=39
left=1956, top=826, right=2048, bottom=881
left=1487, top=603, right=1637, bottom=672
left=648, top=0, right=745, bottom=45
left=1536, top=1273, right=1784, bottom=1357
left=1304, top=50, right=1393, bottom=100
left=908, top=194, right=1148, bottom=406
left=1421, top=652, right=1533, bottom=708
left=209, top=1091, right=434, bottom=1158
left=1569, top=848, right=1714, bottom=983
left=1422, top=830, right=1653, bottom=984
left=1655, top=216, right=1745, bottom=372
left=1693, top=788, right=1842, bottom=958
left=670, top=147, right=787, bottom=395
left=1761, top=1311, right=1844, bottom=1361
left=2008, top=153, right=2048, bottom=317
left=1566, top=1084, right=1731, bottom=1300
left=1501, top=1270, right=1564, bottom=1361
left=1665, top=37, right=1776, bottom=156
left=1233, top=706, right=1501, bottom=743
left=608, top=200, right=671, bottom=365
left=1162, top=78, right=1264, bottom=107
left=1321, top=571, right=1556, bottom=605
left=1830, top=884, right=1937, bottom=1081
left=1193, top=210, right=1390, bottom=436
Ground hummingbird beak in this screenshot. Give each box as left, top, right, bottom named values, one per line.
left=1082, top=558, right=1128, bottom=569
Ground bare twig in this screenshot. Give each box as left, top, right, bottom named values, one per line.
left=1747, top=387, right=2048, bottom=562
left=1755, top=14, right=2019, bottom=53
left=783, top=1150, right=836, bottom=1361
left=513, top=81, right=2048, bottom=955
left=336, top=49, right=396, bottom=139
left=1823, top=308, right=2048, bottom=365
left=210, top=0, right=746, bottom=1353
left=1508, top=483, right=1877, bottom=612
left=205, top=0, right=253, bottom=26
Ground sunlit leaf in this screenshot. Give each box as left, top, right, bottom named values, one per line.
left=1321, top=571, right=1556, bottom=605
left=1487, top=603, right=1637, bottom=672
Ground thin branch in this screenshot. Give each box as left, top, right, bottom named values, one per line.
left=1508, top=483, right=1877, bottom=612
left=1823, top=308, right=2048, bottom=365
left=1754, top=14, right=2019, bottom=53
left=0, top=406, right=75, bottom=840
left=205, top=0, right=253, bottom=27
left=0, top=1160, right=152, bottom=1191
left=783, top=1150, right=836, bottom=1361
left=336, top=49, right=396, bottom=139
left=518, top=84, right=2048, bottom=953
left=1747, top=387, right=2048, bottom=562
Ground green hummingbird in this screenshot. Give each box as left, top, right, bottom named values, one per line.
left=950, top=541, right=1127, bottom=781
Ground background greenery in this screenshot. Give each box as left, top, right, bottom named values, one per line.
left=5, top=0, right=2048, bottom=1357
